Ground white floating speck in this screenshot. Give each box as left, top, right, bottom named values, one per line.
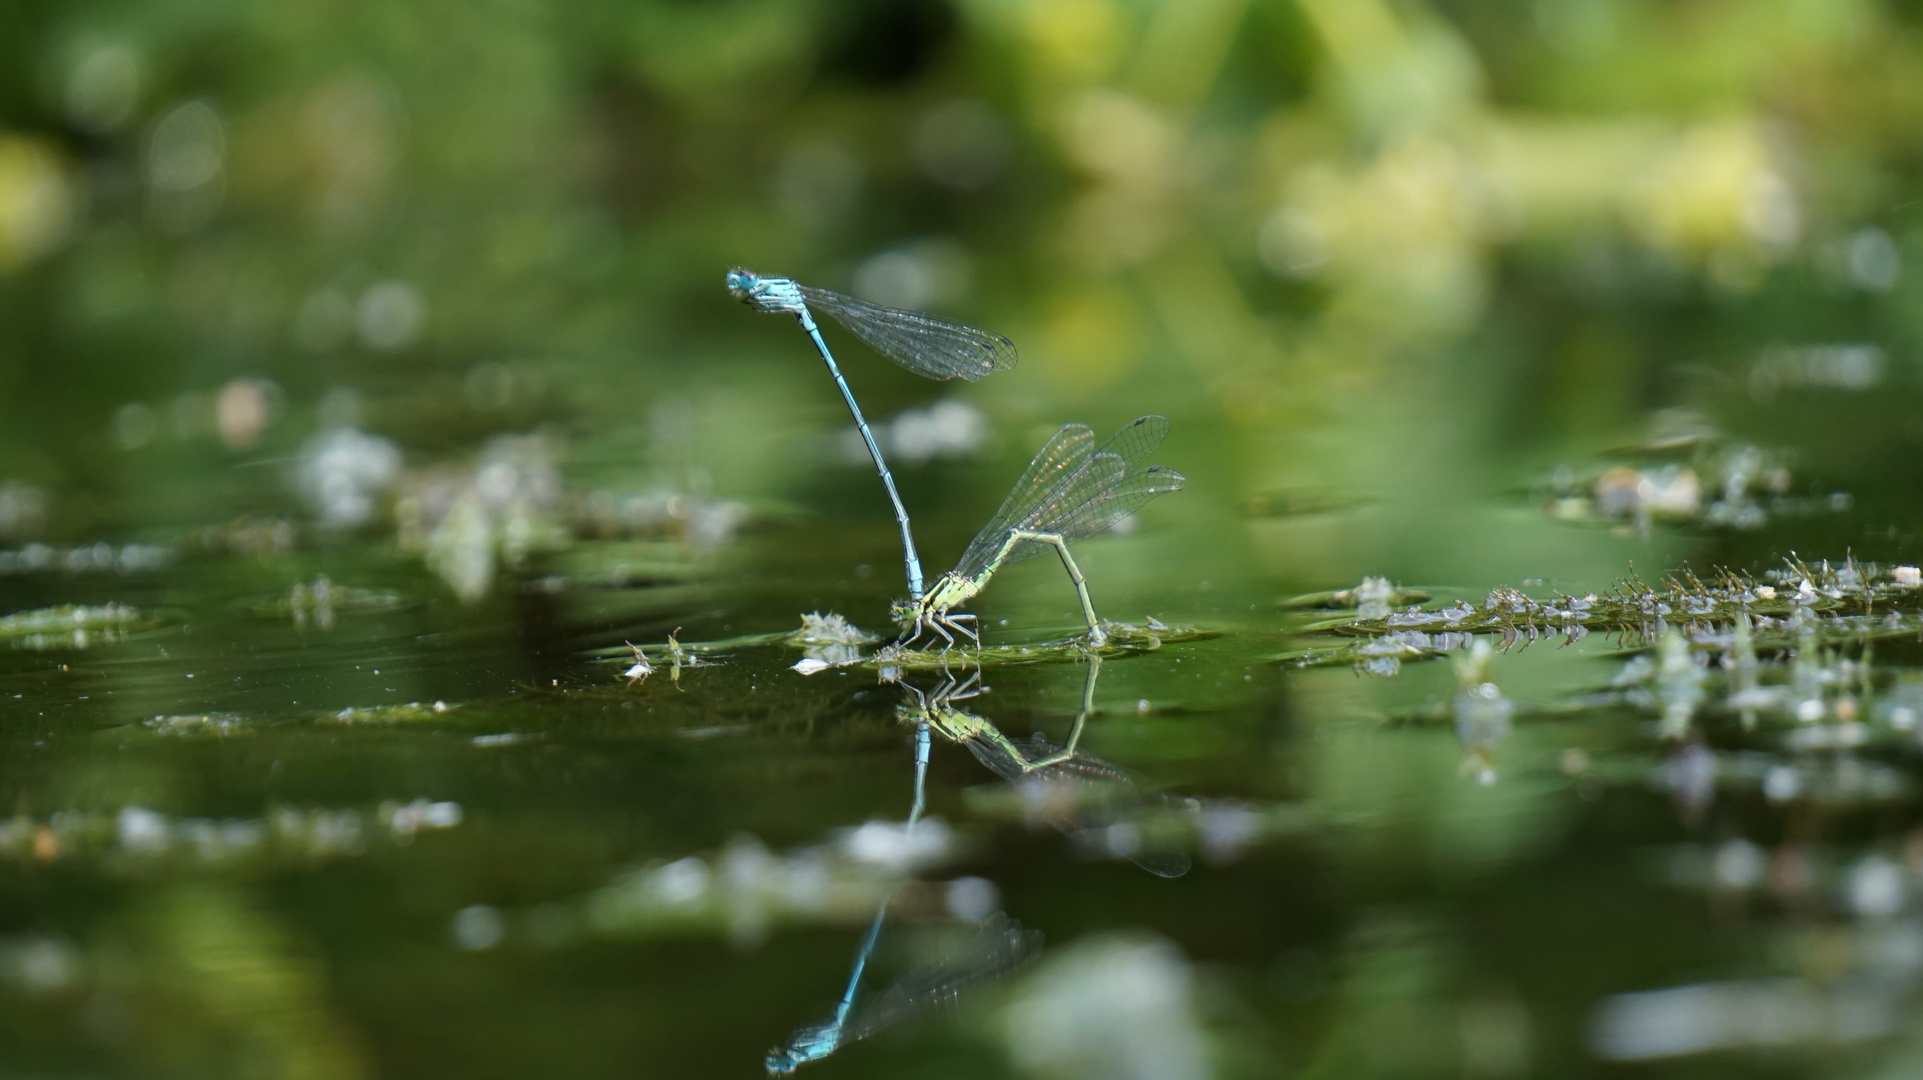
left=450, top=904, right=504, bottom=950
left=792, top=658, right=830, bottom=676
left=471, top=733, right=528, bottom=747
left=946, top=875, right=999, bottom=920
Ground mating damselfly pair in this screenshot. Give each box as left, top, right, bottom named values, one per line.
left=729, top=268, right=1184, bottom=649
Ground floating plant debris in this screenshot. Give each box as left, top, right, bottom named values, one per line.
left=322, top=701, right=455, bottom=725
left=622, top=641, right=654, bottom=684
left=0, top=603, right=154, bottom=649
left=588, top=629, right=766, bottom=669
left=0, top=799, right=462, bottom=867
left=1289, top=558, right=1923, bottom=671
left=786, top=611, right=877, bottom=666
left=587, top=615, right=1208, bottom=676
left=787, top=611, right=877, bottom=647
left=876, top=620, right=1213, bottom=670
left=471, top=732, right=536, bottom=747
left=142, top=712, right=250, bottom=737
left=578, top=822, right=960, bottom=946
left=255, top=575, right=408, bottom=627
left=1281, top=577, right=1431, bottom=613
left=1542, top=436, right=1848, bottom=537
left=0, top=541, right=171, bottom=575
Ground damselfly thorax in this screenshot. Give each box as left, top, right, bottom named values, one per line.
left=894, top=416, right=1184, bottom=651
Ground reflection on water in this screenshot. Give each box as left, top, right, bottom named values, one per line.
left=1594, top=843, right=1923, bottom=1061
left=580, top=825, right=958, bottom=949
left=900, top=659, right=1193, bottom=878
left=137, top=884, right=372, bottom=1079
left=1451, top=640, right=1513, bottom=785
left=768, top=908, right=1043, bottom=1075
left=1299, top=556, right=1923, bottom=674
left=1592, top=976, right=1903, bottom=1060
left=0, top=800, right=463, bottom=866
left=790, top=611, right=879, bottom=668
left=0, top=882, right=373, bottom=1078
left=767, top=655, right=1210, bottom=1074
left=1004, top=934, right=1208, bottom=1080
left=10, top=520, right=1923, bottom=1076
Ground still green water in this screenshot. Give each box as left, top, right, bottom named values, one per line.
left=4, top=419, right=1922, bottom=1077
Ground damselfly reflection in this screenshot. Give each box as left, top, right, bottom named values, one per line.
left=767, top=681, right=1040, bottom=1075
left=728, top=267, right=1017, bottom=603
left=894, top=416, right=1185, bottom=650
left=900, top=657, right=1192, bottom=878
left=766, top=909, right=1042, bottom=1074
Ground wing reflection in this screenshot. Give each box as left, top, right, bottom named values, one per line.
left=766, top=908, right=1042, bottom=1074
left=900, top=656, right=1192, bottom=878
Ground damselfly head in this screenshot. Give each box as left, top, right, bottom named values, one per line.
left=889, top=598, right=921, bottom=624
left=726, top=267, right=760, bottom=302
left=766, top=1022, right=835, bottom=1075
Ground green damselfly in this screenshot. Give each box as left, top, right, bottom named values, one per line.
left=894, top=415, right=1184, bottom=649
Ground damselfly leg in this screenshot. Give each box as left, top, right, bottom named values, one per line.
left=1013, top=654, right=1101, bottom=770
left=996, top=529, right=1104, bottom=646
left=935, top=667, right=984, bottom=704
left=942, top=613, right=980, bottom=649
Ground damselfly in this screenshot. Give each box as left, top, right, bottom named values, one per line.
left=728, top=268, right=1017, bottom=601
left=894, top=416, right=1184, bottom=649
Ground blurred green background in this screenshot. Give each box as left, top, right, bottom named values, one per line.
left=9, top=2, right=1923, bottom=1078
left=5, top=0, right=1920, bottom=592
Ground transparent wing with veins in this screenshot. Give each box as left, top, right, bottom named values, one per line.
left=952, top=416, right=1179, bottom=580
left=799, top=285, right=1017, bottom=382
left=780, top=913, right=1042, bottom=1057
left=952, top=423, right=1095, bottom=575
